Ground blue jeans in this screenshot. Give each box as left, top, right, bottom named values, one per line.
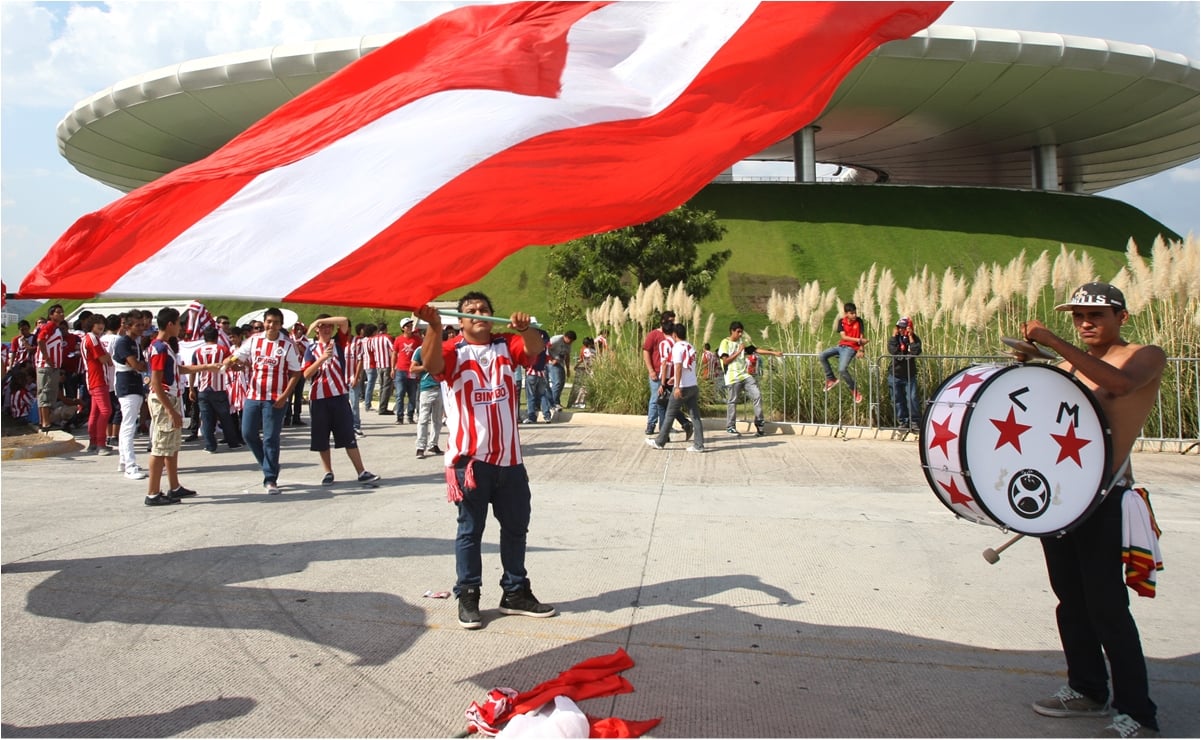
left=453, top=460, right=531, bottom=596
left=393, top=371, right=418, bottom=421
left=547, top=363, right=565, bottom=408
left=890, top=374, right=919, bottom=426
left=363, top=368, right=380, bottom=409
left=348, top=385, right=362, bottom=430
left=198, top=389, right=241, bottom=451
left=241, top=399, right=285, bottom=485
left=646, top=377, right=661, bottom=432
left=819, top=345, right=858, bottom=391
left=525, top=374, right=550, bottom=422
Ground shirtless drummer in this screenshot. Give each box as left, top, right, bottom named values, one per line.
left=1020, top=281, right=1164, bottom=738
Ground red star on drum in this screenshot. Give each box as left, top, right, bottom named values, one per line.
left=938, top=477, right=973, bottom=506
left=991, top=407, right=1032, bottom=452
left=1051, top=424, right=1093, bottom=466
left=928, top=414, right=958, bottom=457
left=946, top=370, right=985, bottom=397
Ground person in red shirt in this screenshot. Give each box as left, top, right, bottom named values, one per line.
left=9, top=320, right=34, bottom=371
left=640, top=310, right=676, bottom=436
left=819, top=302, right=867, bottom=404
left=416, top=292, right=554, bottom=630
left=391, top=317, right=421, bottom=424
left=34, top=304, right=66, bottom=431
left=81, top=314, right=114, bottom=454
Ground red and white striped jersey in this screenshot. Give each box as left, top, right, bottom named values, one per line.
left=9, top=334, right=33, bottom=368
left=438, top=333, right=531, bottom=467
left=655, top=336, right=674, bottom=382
left=184, top=300, right=216, bottom=341
left=193, top=343, right=231, bottom=392
left=227, top=366, right=249, bottom=412
left=365, top=333, right=391, bottom=370
left=10, top=387, right=33, bottom=420
left=303, top=331, right=350, bottom=400
left=147, top=339, right=182, bottom=398
left=233, top=335, right=302, bottom=401
left=82, top=331, right=109, bottom=390
left=346, top=335, right=363, bottom=385
left=669, top=339, right=698, bottom=388
left=34, top=323, right=64, bottom=369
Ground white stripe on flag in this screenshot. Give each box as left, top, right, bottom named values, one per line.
left=107, top=2, right=758, bottom=300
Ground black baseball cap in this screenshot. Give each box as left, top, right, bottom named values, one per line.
left=1054, top=282, right=1126, bottom=312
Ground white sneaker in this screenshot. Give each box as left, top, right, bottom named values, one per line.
left=117, top=461, right=125, bottom=473
left=124, top=465, right=148, bottom=480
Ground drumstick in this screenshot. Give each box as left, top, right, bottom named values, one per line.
left=437, top=310, right=542, bottom=328
left=983, top=533, right=1024, bottom=564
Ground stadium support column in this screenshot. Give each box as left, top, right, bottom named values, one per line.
left=1031, top=144, right=1059, bottom=190
left=793, top=126, right=820, bottom=183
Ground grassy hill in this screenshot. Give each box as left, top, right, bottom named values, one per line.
left=10, top=183, right=1178, bottom=339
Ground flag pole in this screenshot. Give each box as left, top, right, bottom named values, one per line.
left=436, top=310, right=541, bottom=328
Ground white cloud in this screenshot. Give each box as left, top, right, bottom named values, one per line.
left=1168, top=164, right=1200, bottom=184
left=1, top=1, right=455, bottom=109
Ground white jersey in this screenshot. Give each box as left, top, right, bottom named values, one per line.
left=669, top=339, right=698, bottom=389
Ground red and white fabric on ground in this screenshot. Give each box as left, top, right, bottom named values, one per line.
left=463, top=648, right=660, bottom=738
left=19, top=1, right=948, bottom=309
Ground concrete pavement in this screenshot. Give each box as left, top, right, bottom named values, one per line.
left=1, top=411, right=1197, bottom=737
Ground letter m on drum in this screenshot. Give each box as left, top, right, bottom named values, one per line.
left=1056, top=402, right=1081, bottom=428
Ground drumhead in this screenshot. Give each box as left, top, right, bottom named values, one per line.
left=921, top=363, right=1113, bottom=536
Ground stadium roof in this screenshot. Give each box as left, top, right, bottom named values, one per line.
left=56, top=24, right=1199, bottom=195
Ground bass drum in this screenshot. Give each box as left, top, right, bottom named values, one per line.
left=919, top=363, right=1113, bottom=537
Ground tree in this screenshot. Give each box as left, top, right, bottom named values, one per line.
left=549, top=206, right=730, bottom=302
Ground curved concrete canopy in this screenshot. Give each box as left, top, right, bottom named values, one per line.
left=57, top=25, right=1199, bottom=195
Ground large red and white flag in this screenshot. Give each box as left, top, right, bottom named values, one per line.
left=20, top=1, right=949, bottom=309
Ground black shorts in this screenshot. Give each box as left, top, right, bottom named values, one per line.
left=309, top=395, right=357, bottom=452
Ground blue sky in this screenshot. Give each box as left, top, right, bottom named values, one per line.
left=2, top=1, right=1198, bottom=288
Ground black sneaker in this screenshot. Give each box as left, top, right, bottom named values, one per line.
left=321, top=472, right=335, bottom=486
left=168, top=485, right=197, bottom=499
left=427, top=445, right=444, bottom=455
left=498, top=587, right=556, bottom=618
left=458, top=587, right=482, bottom=629
left=726, top=426, right=739, bottom=435
left=144, top=493, right=178, bottom=506
left=755, top=423, right=766, bottom=437
left=357, top=470, right=380, bottom=483
left=684, top=424, right=694, bottom=442
left=416, top=449, right=425, bottom=459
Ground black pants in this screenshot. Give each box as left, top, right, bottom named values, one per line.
left=1042, top=487, right=1157, bottom=729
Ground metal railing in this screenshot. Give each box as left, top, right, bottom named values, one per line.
left=726, top=352, right=1199, bottom=453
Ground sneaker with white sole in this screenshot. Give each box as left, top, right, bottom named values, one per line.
left=265, top=482, right=281, bottom=495
left=823, top=378, right=839, bottom=392
left=124, top=465, right=148, bottom=481
left=686, top=446, right=705, bottom=453
left=1098, top=712, right=1159, bottom=738
left=1031, top=686, right=1109, bottom=718
left=357, top=470, right=381, bottom=483
left=644, top=438, right=664, bottom=450
left=498, top=587, right=556, bottom=618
